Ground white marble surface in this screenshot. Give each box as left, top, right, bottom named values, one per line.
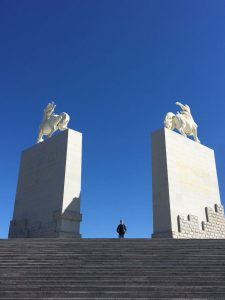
left=9, top=129, right=82, bottom=238
left=152, top=128, right=221, bottom=236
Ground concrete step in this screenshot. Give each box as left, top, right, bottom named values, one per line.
left=1, top=238, right=225, bottom=299
left=1, top=290, right=225, bottom=298
left=2, top=286, right=225, bottom=293
left=1, top=280, right=225, bottom=287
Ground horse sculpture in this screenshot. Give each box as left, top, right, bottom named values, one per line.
left=164, top=102, right=200, bottom=143
left=37, top=102, right=70, bottom=143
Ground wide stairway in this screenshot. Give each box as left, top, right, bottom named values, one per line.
left=1, top=238, right=225, bottom=299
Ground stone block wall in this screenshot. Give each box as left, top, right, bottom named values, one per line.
left=173, top=204, right=225, bottom=239
left=9, top=219, right=58, bottom=238
left=8, top=210, right=82, bottom=238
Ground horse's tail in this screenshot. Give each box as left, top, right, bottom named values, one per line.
left=164, top=112, right=175, bottom=129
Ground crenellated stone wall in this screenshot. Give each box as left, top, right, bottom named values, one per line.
left=174, top=204, right=225, bottom=239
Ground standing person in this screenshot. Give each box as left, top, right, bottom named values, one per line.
left=117, top=219, right=127, bottom=238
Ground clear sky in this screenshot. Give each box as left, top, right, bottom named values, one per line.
left=1, top=0, right=225, bottom=238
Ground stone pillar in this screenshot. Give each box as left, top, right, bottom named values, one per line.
left=151, top=128, right=225, bottom=238
left=9, top=129, right=82, bottom=238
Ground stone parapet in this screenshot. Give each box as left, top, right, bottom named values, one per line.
left=173, top=204, right=225, bottom=239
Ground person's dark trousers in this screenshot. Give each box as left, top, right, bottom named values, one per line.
left=118, top=234, right=124, bottom=238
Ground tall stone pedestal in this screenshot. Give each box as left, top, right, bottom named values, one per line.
left=9, top=129, right=82, bottom=238
left=152, top=128, right=225, bottom=239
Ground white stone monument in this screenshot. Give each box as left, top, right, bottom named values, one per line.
left=152, top=103, right=225, bottom=238
left=9, top=104, right=82, bottom=238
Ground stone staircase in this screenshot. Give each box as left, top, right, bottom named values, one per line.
left=1, top=238, right=225, bottom=299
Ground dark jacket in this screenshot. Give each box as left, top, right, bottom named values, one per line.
left=117, top=224, right=127, bottom=234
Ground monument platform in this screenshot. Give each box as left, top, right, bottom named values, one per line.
left=152, top=128, right=225, bottom=238
left=9, top=129, right=82, bottom=238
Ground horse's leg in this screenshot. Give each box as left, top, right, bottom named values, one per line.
left=174, top=116, right=187, bottom=137
left=47, top=129, right=56, bottom=139
left=178, top=127, right=187, bottom=137
left=37, top=130, right=44, bottom=143
left=178, top=120, right=187, bottom=137
left=170, top=123, right=175, bottom=130
left=193, top=128, right=201, bottom=143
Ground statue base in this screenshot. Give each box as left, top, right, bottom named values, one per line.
left=9, top=129, right=82, bottom=238
left=151, top=128, right=225, bottom=239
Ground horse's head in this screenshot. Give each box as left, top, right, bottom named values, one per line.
left=164, top=112, right=174, bottom=129
left=58, top=112, right=70, bottom=131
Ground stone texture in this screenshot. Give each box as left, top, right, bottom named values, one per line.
left=152, top=128, right=223, bottom=238
left=1, top=239, right=225, bottom=298
left=174, top=204, right=225, bottom=238
left=9, top=129, right=82, bottom=238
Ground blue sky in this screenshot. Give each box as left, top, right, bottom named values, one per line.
left=1, top=0, right=225, bottom=238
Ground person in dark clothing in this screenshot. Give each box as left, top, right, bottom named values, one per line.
left=117, top=219, right=127, bottom=238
